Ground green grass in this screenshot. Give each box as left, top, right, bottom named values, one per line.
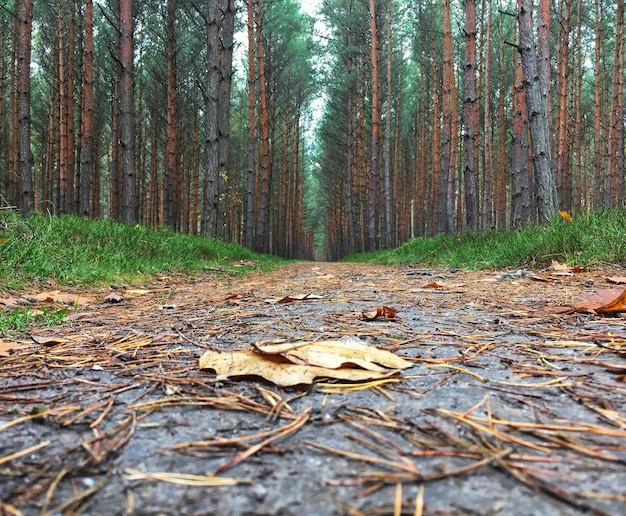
left=344, top=209, right=626, bottom=269
left=0, top=210, right=281, bottom=291
left=0, top=305, right=71, bottom=334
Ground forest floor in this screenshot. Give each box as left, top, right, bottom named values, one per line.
left=1, top=261, right=626, bottom=516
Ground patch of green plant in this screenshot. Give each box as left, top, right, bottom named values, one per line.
left=344, top=209, right=626, bottom=269
left=0, top=305, right=70, bottom=335
left=0, top=210, right=283, bottom=289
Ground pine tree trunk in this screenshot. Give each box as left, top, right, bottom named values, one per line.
left=463, top=0, right=479, bottom=232
left=202, top=0, right=219, bottom=237
left=217, top=0, right=235, bottom=238
left=383, top=0, right=393, bottom=248
left=367, top=0, right=381, bottom=250
left=511, top=56, right=531, bottom=228
left=78, top=0, right=94, bottom=217
left=244, top=0, right=256, bottom=249
left=118, top=0, right=136, bottom=223
left=517, top=0, right=557, bottom=223
left=165, top=0, right=180, bottom=231
left=555, top=0, right=571, bottom=211
left=17, top=0, right=33, bottom=216
left=254, top=0, right=271, bottom=253
left=607, top=0, right=624, bottom=207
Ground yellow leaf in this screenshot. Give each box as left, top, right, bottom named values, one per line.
left=558, top=210, right=573, bottom=221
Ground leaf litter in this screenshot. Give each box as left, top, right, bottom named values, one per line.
left=0, top=262, right=625, bottom=515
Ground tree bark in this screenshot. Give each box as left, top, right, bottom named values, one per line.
left=441, top=0, right=457, bottom=232
left=165, top=0, right=180, bottom=230
left=78, top=0, right=94, bottom=217
left=254, top=0, right=271, bottom=253
left=517, top=0, right=557, bottom=223
left=17, top=0, right=33, bottom=216
left=244, top=0, right=256, bottom=249
left=511, top=56, right=531, bottom=228
left=383, top=0, right=393, bottom=247
left=555, top=0, right=571, bottom=211
left=607, top=0, right=625, bottom=207
left=463, top=0, right=479, bottom=232
left=202, top=0, right=219, bottom=237
left=367, top=0, right=381, bottom=250
left=118, top=0, right=136, bottom=223
left=217, top=0, right=235, bottom=238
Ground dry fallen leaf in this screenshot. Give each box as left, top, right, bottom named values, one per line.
left=360, top=306, right=398, bottom=321
left=224, top=292, right=251, bottom=304
left=266, top=293, right=323, bottom=304
left=572, top=289, right=626, bottom=315
left=558, top=210, right=573, bottom=222
left=104, top=292, right=124, bottom=303
left=125, top=289, right=151, bottom=296
left=253, top=340, right=411, bottom=371
left=0, top=339, right=26, bottom=356
left=32, top=291, right=92, bottom=305
left=31, top=336, right=71, bottom=347
left=549, top=261, right=586, bottom=274
left=607, top=276, right=626, bottom=284
left=422, top=282, right=446, bottom=289
left=199, top=340, right=411, bottom=387
left=0, top=297, right=21, bottom=308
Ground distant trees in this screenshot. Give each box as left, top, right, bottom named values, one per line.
left=0, top=0, right=625, bottom=260
left=315, top=0, right=625, bottom=258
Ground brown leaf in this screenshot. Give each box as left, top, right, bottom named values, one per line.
left=266, top=293, right=322, bottom=304
left=360, top=306, right=398, bottom=321
left=607, top=276, right=626, bottom=284
left=199, top=339, right=408, bottom=387
left=253, top=340, right=411, bottom=371
left=573, top=289, right=626, bottom=315
left=549, top=261, right=586, bottom=275
left=31, top=291, right=92, bottom=305
left=104, top=292, right=124, bottom=303
left=0, top=339, right=26, bottom=356
left=422, top=282, right=446, bottom=289
left=0, top=297, right=21, bottom=308
left=224, top=292, right=251, bottom=304
left=31, top=336, right=71, bottom=347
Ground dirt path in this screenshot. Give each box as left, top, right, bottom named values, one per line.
left=1, top=261, right=625, bottom=515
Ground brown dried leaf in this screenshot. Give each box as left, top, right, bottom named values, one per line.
left=0, top=297, right=20, bottom=308
left=199, top=348, right=402, bottom=387
left=0, top=339, right=26, bottom=356
left=32, top=291, right=92, bottom=305
left=607, top=276, right=626, bottom=284
left=549, top=261, right=586, bottom=275
left=31, top=336, right=71, bottom=347
left=221, top=292, right=253, bottom=305
left=266, top=293, right=322, bottom=304
left=360, top=306, right=398, bottom=321
left=104, top=292, right=124, bottom=303
left=126, top=289, right=151, bottom=296
left=574, top=289, right=626, bottom=315
left=422, top=282, right=446, bottom=289
left=69, top=311, right=96, bottom=322
left=253, top=340, right=411, bottom=371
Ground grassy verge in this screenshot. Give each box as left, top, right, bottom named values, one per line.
left=344, top=209, right=626, bottom=269
left=0, top=210, right=282, bottom=291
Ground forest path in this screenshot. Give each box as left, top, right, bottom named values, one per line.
left=1, top=261, right=625, bottom=515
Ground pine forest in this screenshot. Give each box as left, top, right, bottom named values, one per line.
left=0, top=0, right=624, bottom=260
